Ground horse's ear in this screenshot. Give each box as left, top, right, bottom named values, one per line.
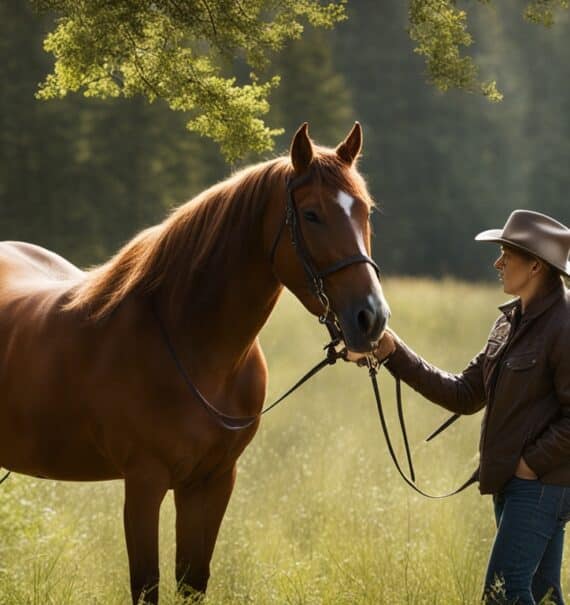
left=290, top=122, right=314, bottom=174
left=336, top=122, right=363, bottom=165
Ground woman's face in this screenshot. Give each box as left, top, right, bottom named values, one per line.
left=493, top=246, right=536, bottom=295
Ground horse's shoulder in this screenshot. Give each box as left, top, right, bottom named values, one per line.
left=244, top=338, right=267, bottom=373
left=0, top=241, right=83, bottom=282
left=234, top=338, right=268, bottom=400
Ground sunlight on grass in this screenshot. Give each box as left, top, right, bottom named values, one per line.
left=1, top=278, right=558, bottom=604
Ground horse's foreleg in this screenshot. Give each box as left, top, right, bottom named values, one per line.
left=174, top=465, right=237, bottom=597
left=123, top=467, right=169, bottom=605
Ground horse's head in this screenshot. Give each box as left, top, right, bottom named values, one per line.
left=268, top=122, right=390, bottom=353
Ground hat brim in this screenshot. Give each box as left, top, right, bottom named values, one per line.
left=474, top=230, right=570, bottom=278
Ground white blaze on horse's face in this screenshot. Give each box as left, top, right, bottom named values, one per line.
left=336, top=190, right=370, bottom=258
left=336, top=189, right=391, bottom=326
left=337, top=190, right=355, bottom=219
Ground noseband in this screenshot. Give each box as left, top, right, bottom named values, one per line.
left=269, top=172, right=380, bottom=342
left=0, top=174, right=472, bottom=498
left=146, top=173, right=476, bottom=501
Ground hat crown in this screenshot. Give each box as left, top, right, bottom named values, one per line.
left=475, top=209, right=570, bottom=276
left=504, top=210, right=570, bottom=241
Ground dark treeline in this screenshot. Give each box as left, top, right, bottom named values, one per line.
left=1, top=2, right=569, bottom=278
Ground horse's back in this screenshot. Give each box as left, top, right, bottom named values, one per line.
left=0, top=240, right=84, bottom=386
left=0, top=242, right=116, bottom=478
left=0, top=240, right=83, bottom=322
left=0, top=241, right=83, bottom=286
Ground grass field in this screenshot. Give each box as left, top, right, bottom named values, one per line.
left=0, top=278, right=559, bottom=604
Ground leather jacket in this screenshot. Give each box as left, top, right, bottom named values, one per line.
left=385, top=279, right=570, bottom=494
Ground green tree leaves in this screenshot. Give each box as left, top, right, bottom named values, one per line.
left=409, top=1, right=491, bottom=102
left=31, top=0, right=569, bottom=160
left=525, top=0, right=569, bottom=26
left=32, top=0, right=346, bottom=161
left=3, top=1, right=570, bottom=276
left=408, top=0, right=567, bottom=102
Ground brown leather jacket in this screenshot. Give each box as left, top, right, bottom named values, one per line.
left=385, top=279, right=570, bottom=495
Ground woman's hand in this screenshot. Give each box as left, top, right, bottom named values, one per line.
left=373, top=328, right=397, bottom=362
left=345, top=328, right=398, bottom=364
left=515, top=456, right=538, bottom=480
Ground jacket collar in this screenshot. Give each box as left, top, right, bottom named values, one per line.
left=498, top=279, right=565, bottom=323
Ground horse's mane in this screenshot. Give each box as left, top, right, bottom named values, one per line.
left=65, top=148, right=373, bottom=321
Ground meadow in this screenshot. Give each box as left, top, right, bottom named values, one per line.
left=0, top=278, right=559, bottom=604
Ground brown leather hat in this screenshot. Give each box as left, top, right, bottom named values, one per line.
left=475, top=210, right=570, bottom=277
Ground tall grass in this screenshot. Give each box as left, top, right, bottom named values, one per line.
left=0, top=279, right=560, bottom=604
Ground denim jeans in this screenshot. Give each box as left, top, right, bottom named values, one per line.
left=483, top=476, right=570, bottom=604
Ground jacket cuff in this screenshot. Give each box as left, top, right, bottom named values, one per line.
left=384, top=338, right=421, bottom=378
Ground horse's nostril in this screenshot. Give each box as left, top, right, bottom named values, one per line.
left=357, top=307, right=376, bottom=337
left=356, top=304, right=387, bottom=341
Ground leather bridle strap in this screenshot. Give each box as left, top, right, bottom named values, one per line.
left=269, top=172, right=313, bottom=267
left=318, top=254, right=379, bottom=279
left=0, top=471, right=10, bottom=485
left=270, top=172, right=380, bottom=322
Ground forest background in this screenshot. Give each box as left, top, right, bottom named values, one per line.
left=1, top=4, right=570, bottom=603
left=1, top=1, right=569, bottom=280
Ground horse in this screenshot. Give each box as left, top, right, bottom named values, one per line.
left=0, top=122, right=390, bottom=604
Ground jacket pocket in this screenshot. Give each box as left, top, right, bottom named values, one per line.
left=505, top=353, right=538, bottom=371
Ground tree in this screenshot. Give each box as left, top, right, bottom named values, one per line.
left=332, top=0, right=570, bottom=279
left=30, top=1, right=569, bottom=161
left=267, top=27, right=354, bottom=151
left=33, top=0, right=569, bottom=160
left=4, top=2, right=570, bottom=277
left=31, top=0, right=346, bottom=161
left=0, top=2, right=228, bottom=266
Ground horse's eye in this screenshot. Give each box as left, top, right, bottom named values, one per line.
left=303, top=210, right=321, bottom=224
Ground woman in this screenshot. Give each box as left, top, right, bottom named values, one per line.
left=373, top=210, right=570, bottom=604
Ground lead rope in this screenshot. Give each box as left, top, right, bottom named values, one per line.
left=0, top=471, right=10, bottom=485
left=153, top=295, right=475, bottom=497
left=425, top=412, right=461, bottom=442
left=366, top=358, right=477, bottom=499
left=396, top=375, right=415, bottom=482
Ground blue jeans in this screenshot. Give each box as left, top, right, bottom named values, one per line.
left=483, top=477, right=570, bottom=604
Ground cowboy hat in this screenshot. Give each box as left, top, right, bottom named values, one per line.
left=475, top=210, right=570, bottom=277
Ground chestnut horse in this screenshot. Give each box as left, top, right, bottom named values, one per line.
left=0, top=122, right=389, bottom=603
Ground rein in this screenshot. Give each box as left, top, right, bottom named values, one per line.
left=0, top=178, right=471, bottom=496
left=150, top=172, right=476, bottom=499
left=152, top=301, right=346, bottom=431
left=366, top=361, right=476, bottom=499
left=153, top=307, right=475, bottom=498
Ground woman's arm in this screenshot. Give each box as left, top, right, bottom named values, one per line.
left=379, top=329, right=487, bottom=416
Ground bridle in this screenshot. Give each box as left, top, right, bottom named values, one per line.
left=150, top=172, right=477, bottom=499
left=0, top=173, right=474, bottom=496
left=158, top=171, right=474, bottom=499
left=269, top=171, right=381, bottom=344
left=151, top=171, right=382, bottom=431
left=266, top=173, right=476, bottom=497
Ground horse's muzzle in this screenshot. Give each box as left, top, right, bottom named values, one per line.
left=338, top=294, right=390, bottom=353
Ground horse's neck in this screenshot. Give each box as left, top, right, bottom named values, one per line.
left=153, top=168, right=289, bottom=380
left=157, top=241, right=283, bottom=374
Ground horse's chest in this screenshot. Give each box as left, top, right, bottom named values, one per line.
left=172, top=422, right=259, bottom=487
left=141, top=342, right=267, bottom=486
